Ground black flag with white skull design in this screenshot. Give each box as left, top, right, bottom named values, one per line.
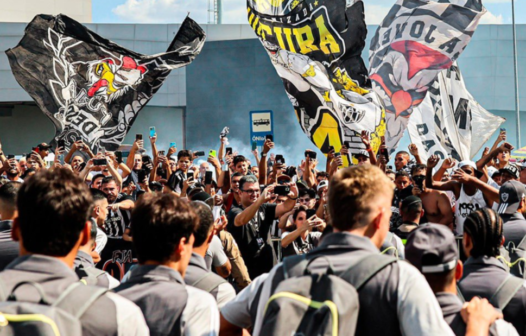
left=7, top=14, right=205, bottom=152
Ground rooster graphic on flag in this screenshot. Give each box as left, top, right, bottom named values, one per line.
left=369, top=0, right=485, bottom=151
left=7, top=14, right=205, bottom=152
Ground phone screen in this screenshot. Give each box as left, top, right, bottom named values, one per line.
left=205, top=171, right=213, bottom=185
left=136, top=134, right=143, bottom=140
left=265, top=134, right=273, bottom=142
left=169, top=142, right=177, bottom=148
left=149, top=127, right=156, bottom=138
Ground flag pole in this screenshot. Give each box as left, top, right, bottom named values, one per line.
left=512, top=0, right=521, bottom=148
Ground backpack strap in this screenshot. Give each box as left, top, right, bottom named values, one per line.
left=282, top=255, right=309, bottom=279
left=489, top=275, right=524, bottom=311
left=457, top=285, right=465, bottom=303
left=191, top=272, right=226, bottom=293
left=340, top=254, right=398, bottom=291
left=53, top=282, right=108, bottom=318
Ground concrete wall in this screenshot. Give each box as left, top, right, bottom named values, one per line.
left=0, top=105, right=184, bottom=155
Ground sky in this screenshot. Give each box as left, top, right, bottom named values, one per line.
left=92, top=0, right=526, bottom=25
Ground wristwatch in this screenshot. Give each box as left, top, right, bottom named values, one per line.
left=261, top=153, right=267, bottom=157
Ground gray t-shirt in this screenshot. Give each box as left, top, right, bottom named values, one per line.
left=205, top=235, right=229, bottom=270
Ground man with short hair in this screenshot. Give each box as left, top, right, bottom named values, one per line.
left=496, top=181, right=526, bottom=248
left=406, top=224, right=518, bottom=336
left=298, top=188, right=316, bottom=209
left=89, top=189, right=109, bottom=254
left=233, top=155, right=249, bottom=176
left=0, top=169, right=148, bottom=335
left=99, top=176, right=135, bottom=280
left=35, top=142, right=52, bottom=159
left=168, top=150, right=194, bottom=195
left=353, top=150, right=371, bottom=165
left=220, top=165, right=498, bottom=336
left=0, top=182, right=21, bottom=270
left=228, top=174, right=298, bottom=279
left=90, top=173, right=105, bottom=189
left=114, top=193, right=219, bottom=336
left=1, top=158, right=23, bottom=183
left=186, top=201, right=236, bottom=308
left=394, top=150, right=411, bottom=172
left=411, top=164, right=454, bottom=228
left=394, top=196, right=424, bottom=240
left=393, top=170, right=413, bottom=207
left=499, top=164, right=520, bottom=185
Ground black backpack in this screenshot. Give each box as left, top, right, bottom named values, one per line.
left=0, top=280, right=107, bottom=336
left=259, top=253, right=397, bottom=336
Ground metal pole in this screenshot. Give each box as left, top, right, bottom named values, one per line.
left=512, top=0, right=521, bottom=148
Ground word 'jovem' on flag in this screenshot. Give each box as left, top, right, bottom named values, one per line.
left=7, top=14, right=205, bottom=152
left=247, top=0, right=385, bottom=166
left=369, top=0, right=485, bottom=152
left=408, top=63, right=505, bottom=163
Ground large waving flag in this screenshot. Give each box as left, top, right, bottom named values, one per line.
left=247, top=0, right=385, bottom=166
left=407, top=63, right=505, bottom=162
left=7, top=14, right=205, bottom=152
left=369, top=0, right=485, bottom=151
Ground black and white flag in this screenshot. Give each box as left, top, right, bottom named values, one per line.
left=7, top=14, right=205, bottom=151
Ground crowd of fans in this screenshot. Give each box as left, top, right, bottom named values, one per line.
left=0, top=127, right=525, bottom=336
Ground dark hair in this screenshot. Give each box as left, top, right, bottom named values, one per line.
left=464, top=208, right=503, bottom=258
left=91, top=174, right=105, bottom=184
left=316, top=171, right=329, bottom=178
left=385, top=169, right=395, bottom=176
left=299, top=189, right=316, bottom=199
left=231, top=172, right=243, bottom=179
left=190, top=201, right=214, bottom=248
left=239, top=175, right=258, bottom=191
left=292, top=205, right=308, bottom=221
left=234, top=155, right=247, bottom=166
left=395, top=170, right=410, bottom=179
left=411, top=164, right=427, bottom=176
left=0, top=182, right=21, bottom=211
left=89, top=218, right=98, bottom=243
left=17, top=169, right=92, bottom=256
left=396, top=151, right=410, bottom=157
left=101, top=175, right=118, bottom=186
left=177, top=150, right=192, bottom=161
left=131, top=193, right=197, bottom=263
left=90, top=188, right=108, bottom=203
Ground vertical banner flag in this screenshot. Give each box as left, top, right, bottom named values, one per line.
left=7, top=14, right=205, bottom=152
left=247, top=0, right=385, bottom=166
left=369, top=0, right=485, bottom=151
left=408, top=63, right=505, bottom=162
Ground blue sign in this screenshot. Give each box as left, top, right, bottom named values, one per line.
left=250, top=110, right=274, bottom=147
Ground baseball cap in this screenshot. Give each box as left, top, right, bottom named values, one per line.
left=406, top=224, right=458, bottom=274
left=497, top=180, right=526, bottom=215
left=36, top=143, right=52, bottom=150
left=499, top=164, right=520, bottom=180
left=353, top=150, right=369, bottom=158
left=317, top=180, right=328, bottom=192
left=458, top=160, right=476, bottom=170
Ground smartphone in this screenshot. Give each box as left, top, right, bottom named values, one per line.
left=328, top=145, right=334, bottom=152
left=205, top=171, right=213, bottom=185
left=501, top=128, right=506, bottom=132
left=305, top=151, right=317, bottom=159
left=142, top=155, right=152, bottom=164
left=334, top=152, right=341, bottom=158
left=275, top=155, right=285, bottom=164
left=187, top=174, right=195, bottom=182
left=93, top=158, right=108, bottom=166
left=274, top=185, right=290, bottom=196
left=265, top=134, right=273, bottom=142
left=115, top=151, right=123, bottom=163
left=306, top=209, right=317, bottom=219
left=138, top=169, right=147, bottom=182
left=194, top=151, right=205, bottom=157
left=226, top=147, right=233, bottom=155
left=252, top=141, right=258, bottom=151
left=78, top=162, right=87, bottom=171
left=159, top=150, right=166, bottom=156
left=169, top=142, right=177, bottom=148
left=58, top=139, right=66, bottom=149
left=149, top=126, right=156, bottom=138
left=209, top=150, right=217, bottom=157
left=7, top=154, right=14, bottom=160
left=136, top=134, right=143, bottom=141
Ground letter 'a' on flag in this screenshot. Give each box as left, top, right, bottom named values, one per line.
left=369, top=0, right=485, bottom=152
left=6, top=14, right=206, bottom=152
left=247, top=0, right=386, bottom=166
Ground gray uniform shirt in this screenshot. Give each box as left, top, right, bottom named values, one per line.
left=0, top=254, right=149, bottom=336
left=221, top=232, right=454, bottom=336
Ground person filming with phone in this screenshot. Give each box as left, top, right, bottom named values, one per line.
left=227, top=175, right=298, bottom=279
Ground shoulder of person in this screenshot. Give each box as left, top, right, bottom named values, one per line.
left=118, top=193, right=134, bottom=202
left=104, top=291, right=149, bottom=330
left=184, top=285, right=219, bottom=313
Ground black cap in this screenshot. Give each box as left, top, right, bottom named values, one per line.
left=499, top=164, right=520, bottom=180
left=497, top=180, right=526, bottom=215
left=353, top=150, right=370, bottom=158
left=406, top=224, right=458, bottom=274
left=37, top=143, right=52, bottom=150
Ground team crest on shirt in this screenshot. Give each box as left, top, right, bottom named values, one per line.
left=502, top=193, right=509, bottom=202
